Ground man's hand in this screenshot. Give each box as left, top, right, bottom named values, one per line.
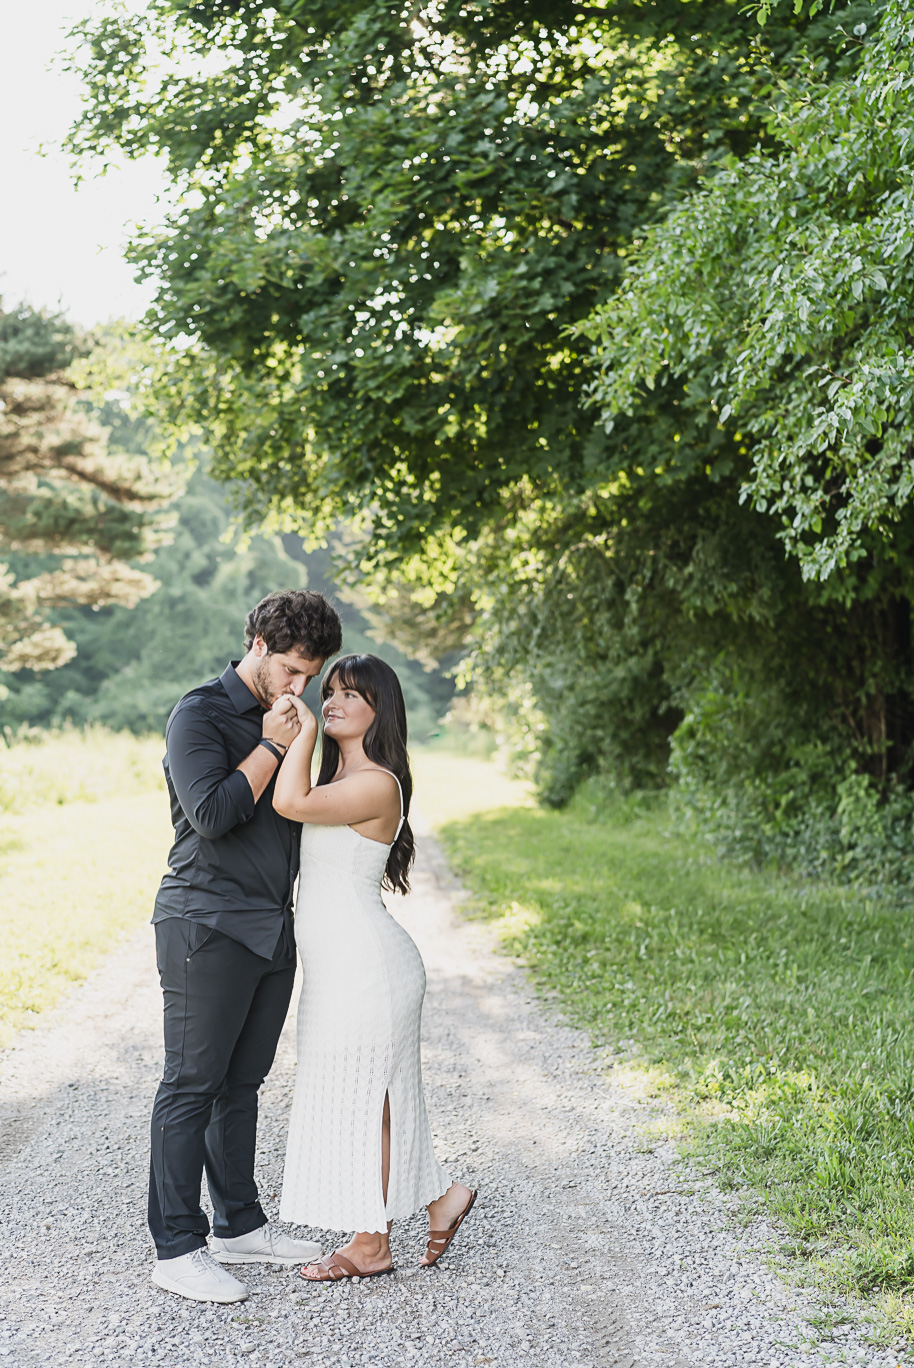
left=275, top=694, right=318, bottom=742
left=263, top=697, right=303, bottom=752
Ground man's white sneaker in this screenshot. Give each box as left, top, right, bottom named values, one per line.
left=151, top=1247, right=249, bottom=1303
left=210, top=1223, right=322, bottom=1266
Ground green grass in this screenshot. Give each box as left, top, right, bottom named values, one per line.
left=0, top=729, right=171, bottom=1044
left=433, top=781, right=914, bottom=1343
left=0, top=725, right=165, bottom=813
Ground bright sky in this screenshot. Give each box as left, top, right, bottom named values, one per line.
left=0, top=2, right=169, bottom=328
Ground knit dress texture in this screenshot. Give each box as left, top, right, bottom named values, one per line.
left=279, top=780, right=450, bottom=1234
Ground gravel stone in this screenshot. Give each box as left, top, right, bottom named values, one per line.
left=0, top=820, right=906, bottom=1366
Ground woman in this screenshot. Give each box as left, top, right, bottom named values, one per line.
left=273, top=653, right=476, bottom=1280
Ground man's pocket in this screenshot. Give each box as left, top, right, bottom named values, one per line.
left=186, top=921, right=217, bottom=959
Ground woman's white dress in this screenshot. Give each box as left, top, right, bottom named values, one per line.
left=279, top=785, right=450, bottom=1234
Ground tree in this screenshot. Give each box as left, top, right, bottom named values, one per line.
left=66, top=0, right=914, bottom=883
left=561, top=0, right=914, bottom=855
left=0, top=305, right=167, bottom=674
left=66, top=0, right=816, bottom=565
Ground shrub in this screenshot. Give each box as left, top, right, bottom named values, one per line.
left=670, top=670, right=914, bottom=888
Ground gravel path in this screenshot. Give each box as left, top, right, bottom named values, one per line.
left=0, top=822, right=903, bottom=1368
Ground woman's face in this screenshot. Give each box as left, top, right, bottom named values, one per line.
left=322, top=674, right=376, bottom=744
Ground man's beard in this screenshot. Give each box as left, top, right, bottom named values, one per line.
left=251, top=655, right=278, bottom=708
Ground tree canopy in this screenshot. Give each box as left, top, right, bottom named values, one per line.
left=67, top=0, right=819, bottom=566
left=582, top=0, right=914, bottom=582
left=65, top=0, right=914, bottom=882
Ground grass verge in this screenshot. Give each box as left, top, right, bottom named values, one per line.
left=432, top=777, right=914, bottom=1343
left=0, top=730, right=170, bottom=1044
left=0, top=725, right=165, bottom=813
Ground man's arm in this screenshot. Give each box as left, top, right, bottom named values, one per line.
left=166, top=704, right=256, bottom=839
left=167, top=701, right=299, bottom=839
left=234, top=742, right=283, bottom=807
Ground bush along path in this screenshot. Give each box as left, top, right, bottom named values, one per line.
left=0, top=822, right=905, bottom=1368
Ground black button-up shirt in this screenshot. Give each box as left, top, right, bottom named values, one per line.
left=152, top=662, right=300, bottom=959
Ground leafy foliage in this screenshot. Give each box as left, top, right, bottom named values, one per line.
left=464, top=466, right=914, bottom=828
left=65, top=0, right=914, bottom=884
left=66, top=0, right=803, bottom=560
left=669, top=656, right=914, bottom=887
left=550, top=0, right=914, bottom=872
left=582, top=0, right=914, bottom=581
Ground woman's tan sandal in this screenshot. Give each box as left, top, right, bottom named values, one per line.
left=299, top=1252, right=396, bottom=1282
left=420, top=1188, right=478, bottom=1267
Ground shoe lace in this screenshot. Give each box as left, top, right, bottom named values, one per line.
left=189, top=1247, right=217, bottom=1271
left=249, top=1224, right=273, bottom=1253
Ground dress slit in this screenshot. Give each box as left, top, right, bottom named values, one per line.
left=380, top=1089, right=392, bottom=1213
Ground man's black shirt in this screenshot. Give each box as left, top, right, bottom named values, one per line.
left=152, top=663, right=300, bottom=959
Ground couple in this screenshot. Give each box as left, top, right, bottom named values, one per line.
left=148, top=590, right=476, bottom=1302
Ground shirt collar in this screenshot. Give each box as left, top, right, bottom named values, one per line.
left=221, top=661, right=265, bottom=714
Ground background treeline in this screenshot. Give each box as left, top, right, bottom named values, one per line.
left=0, top=310, right=453, bottom=739
left=29, top=0, right=914, bottom=882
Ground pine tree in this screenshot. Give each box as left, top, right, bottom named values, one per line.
left=0, top=304, right=167, bottom=673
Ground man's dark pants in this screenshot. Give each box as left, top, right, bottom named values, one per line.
left=148, top=918, right=296, bottom=1260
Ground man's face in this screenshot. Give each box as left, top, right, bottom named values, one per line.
left=249, top=635, right=324, bottom=708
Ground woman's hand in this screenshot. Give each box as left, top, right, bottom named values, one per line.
left=276, top=694, right=318, bottom=744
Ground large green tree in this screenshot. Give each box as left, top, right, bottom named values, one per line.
left=563, top=0, right=914, bottom=852
left=66, top=0, right=816, bottom=563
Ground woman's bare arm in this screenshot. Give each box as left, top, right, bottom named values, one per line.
left=272, top=709, right=400, bottom=829
left=272, top=705, right=319, bottom=818
left=275, top=766, right=399, bottom=827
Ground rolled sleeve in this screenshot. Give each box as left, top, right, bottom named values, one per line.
left=166, top=702, right=257, bottom=840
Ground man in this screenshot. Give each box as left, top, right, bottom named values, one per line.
left=149, top=589, right=343, bottom=1303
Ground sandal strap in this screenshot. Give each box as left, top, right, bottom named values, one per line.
left=423, top=1190, right=478, bottom=1265
left=304, top=1251, right=362, bottom=1280
left=426, top=1220, right=465, bottom=1253
left=427, top=1196, right=475, bottom=1246
left=327, top=1252, right=359, bottom=1278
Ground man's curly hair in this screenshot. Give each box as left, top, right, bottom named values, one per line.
left=244, top=590, right=342, bottom=661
